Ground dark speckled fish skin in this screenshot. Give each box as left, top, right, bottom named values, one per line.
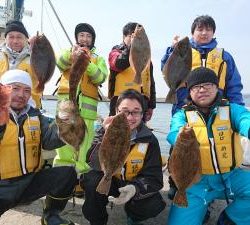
left=168, top=126, right=201, bottom=207
left=69, top=50, right=89, bottom=106
left=0, top=84, right=12, bottom=125
left=129, top=24, right=151, bottom=84
left=56, top=100, right=86, bottom=151
left=96, top=113, right=131, bottom=195
left=30, top=34, right=56, bottom=92
left=162, top=37, right=192, bottom=103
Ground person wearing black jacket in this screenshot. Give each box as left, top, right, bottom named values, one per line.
left=108, top=22, right=156, bottom=122
left=81, top=89, right=165, bottom=225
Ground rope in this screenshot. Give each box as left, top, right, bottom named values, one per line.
left=46, top=0, right=73, bottom=46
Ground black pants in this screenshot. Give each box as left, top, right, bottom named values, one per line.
left=0, top=166, right=77, bottom=216
left=81, top=170, right=166, bottom=225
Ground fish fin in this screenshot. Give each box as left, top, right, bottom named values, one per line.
left=96, top=175, right=112, bottom=195
left=36, top=82, right=45, bottom=92
left=191, top=169, right=201, bottom=185
left=133, top=73, right=142, bottom=84
left=173, top=190, right=188, bottom=207
left=165, top=90, right=176, bottom=103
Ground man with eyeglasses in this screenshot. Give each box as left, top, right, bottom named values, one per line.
left=167, top=67, right=250, bottom=225
left=80, top=89, right=166, bottom=225
left=161, top=15, right=244, bottom=115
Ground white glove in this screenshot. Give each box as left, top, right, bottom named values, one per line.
left=108, top=185, right=136, bottom=205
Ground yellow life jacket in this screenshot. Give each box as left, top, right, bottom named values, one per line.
left=192, top=48, right=227, bottom=90
left=114, top=65, right=151, bottom=98
left=185, top=106, right=243, bottom=174
left=57, top=56, right=98, bottom=100
left=115, top=143, right=149, bottom=181
left=0, top=116, right=43, bottom=179
left=0, top=53, right=42, bottom=108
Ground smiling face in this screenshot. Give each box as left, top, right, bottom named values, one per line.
left=10, top=82, right=31, bottom=111
left=192, top=25, right=214, bottom=45
left=6, top=31, right=27, bottom=52
left=77, top=32, right=93, bottom=49
left=190, top=82, right=218, bottom=108
left=116, top=98, right=143, bottom=131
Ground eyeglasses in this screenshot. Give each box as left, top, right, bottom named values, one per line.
left=118, top=110, right=143, bottom=117
left=190, top=83, right=215, bottom=93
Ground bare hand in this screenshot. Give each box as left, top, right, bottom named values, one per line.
left=102, top=116, right=115, bottom=130
left=172, top=35, right=180, bottom=48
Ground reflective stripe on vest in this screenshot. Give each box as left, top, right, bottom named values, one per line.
left=57, top=56, right=99, bottom=100
left=185, top=107, right=243, bottom=174
left=192, top=48, right=227, bottom=90
left=0, top=116, right=42, bottom=179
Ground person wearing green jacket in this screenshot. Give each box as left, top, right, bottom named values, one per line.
left=53, top=23, right=108, bottom=176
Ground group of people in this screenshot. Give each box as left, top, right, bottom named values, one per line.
left=0, top=14, right=249, bottom=225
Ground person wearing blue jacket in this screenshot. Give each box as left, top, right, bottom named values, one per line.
left=167, top=67, right=250, bottom=225
left=161, top=15, right=244, bottom=116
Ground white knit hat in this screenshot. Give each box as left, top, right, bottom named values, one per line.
left=0, top=69, right=32, bottom=88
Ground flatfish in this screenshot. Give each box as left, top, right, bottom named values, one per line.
left=96, top=113, right=131, bottom=195
left=69, top=49, right=90, bottom=105
left=0, top=84, right=12, bottom=125
left=129, top=24, right=151, bottom=84
left=162, top=37, right=192, bottom=103
left=56, top=100, right=86, bottom=151
left=30, top=34, right=56, bottom=92
left=168, top=125, right=201, bottom=207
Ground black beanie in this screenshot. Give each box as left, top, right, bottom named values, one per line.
left=187, top=67, right=219, bottom=90
left=5, top=20, right=29, bottom=38
left=74, top=23, right=96, bottom=48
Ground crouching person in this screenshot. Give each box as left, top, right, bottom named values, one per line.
left=0, top=69, right=77, bottom=225
left=81, top=89, right=166, bottom=225
left=167, top=67, right=250, bottom=225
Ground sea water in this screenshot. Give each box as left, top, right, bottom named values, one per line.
left=42, top=95, right=250, bottom=157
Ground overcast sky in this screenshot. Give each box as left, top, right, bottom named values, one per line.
left=22, top=0, right=250, bottom=97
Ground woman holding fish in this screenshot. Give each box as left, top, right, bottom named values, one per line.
left=81, top=89, right=165, bottom=225
left=53, top=23, right=108, bottom=174
left=0, top=20, right=43, bottom=108
left=161, top=15, right=244, bottom=115
left=108, top=22, right=156, bottom=122
left=167, top=67, right=250, bottom=225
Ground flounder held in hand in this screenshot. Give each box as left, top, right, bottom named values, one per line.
left=30, top=34, right=56, bottom=92
left=0, top=84, right=12, bottom=125
left=96, top=113, right=131, bottom=195
left=129, top=24, right=151, bottom=84
left=56, top=100, right=86, bottom=151
left=69, top=49, right=90, bottom=105
left=168, top=125, right=201, bottom=207
left=162, top=37, right=192, bottom=103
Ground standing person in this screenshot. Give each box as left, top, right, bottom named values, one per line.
left=81, top=89, right=166, bottom=225
left=0, top=20, right=42, bottom=108
left=108, top=22, right=156, bottom=122
left=161, top=15, right=245, bottom=214
left=161, top=15, right=244, bottom=115
left=167, top=67, right=250, bottom=225
left=53, top=23, right=108, bottom=175
left=0, top=69, right=77, bottom=225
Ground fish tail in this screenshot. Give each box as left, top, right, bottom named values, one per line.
left=36, top=82, right=45, bottom=92
left=173, top=190, right=188, bottom=207
left=165, top=90, right=176, bottom=104
left=96, top=175, right=112, bottom=195
left=133, top=73, right=142, bottom=84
